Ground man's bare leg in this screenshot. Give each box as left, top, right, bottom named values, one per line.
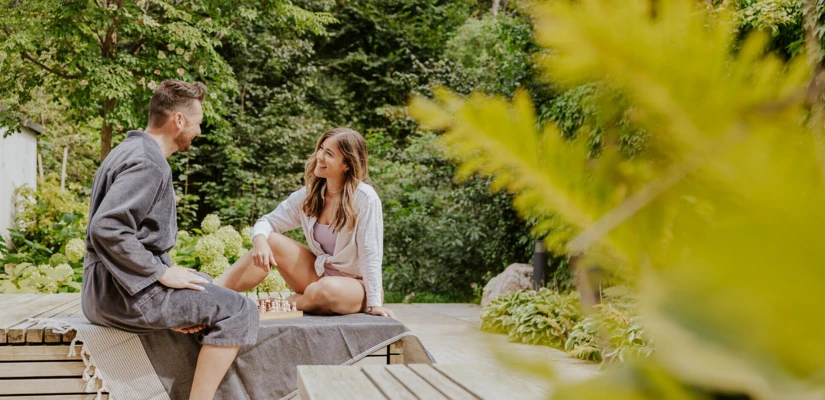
left=189, top=344, right=240, bottom=400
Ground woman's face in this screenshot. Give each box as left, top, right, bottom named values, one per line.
left=314, top=138, right=349, bottom=180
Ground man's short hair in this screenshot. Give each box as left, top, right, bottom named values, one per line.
left=147, top=80, right=206, bottom=127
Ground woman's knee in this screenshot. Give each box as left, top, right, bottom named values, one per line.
left=304, top=278, right=341, bottom=305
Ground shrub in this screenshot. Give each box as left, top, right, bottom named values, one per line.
left=170, top=214, right=287, bottom=295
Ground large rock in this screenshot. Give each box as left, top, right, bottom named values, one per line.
left=481, top=263, right=534, bottom=307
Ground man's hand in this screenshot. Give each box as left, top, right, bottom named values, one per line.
left=252, top=234, right=277, bottom=273
left=158, top=266, right=209, bottom=290
left=367, top=306, right=396, bottom=319
left=172, top=325, right=205, bottom=334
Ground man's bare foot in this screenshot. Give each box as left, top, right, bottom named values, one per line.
left=172, top=325, right=205, bottom=334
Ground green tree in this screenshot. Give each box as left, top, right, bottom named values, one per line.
left=0, top=0, right=334, bottom=161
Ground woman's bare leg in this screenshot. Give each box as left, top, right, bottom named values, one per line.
left=215, top=251, right=267, bottom=292
left=189, top=344, right=239, bottom=400
left=217, top=233, right=319, bottom=293
left=300, top=277, right=367, bottom=314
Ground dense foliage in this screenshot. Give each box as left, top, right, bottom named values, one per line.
left=413, top=0, right=825, bottom=398
left=3, top=0, right=824, bottom=306
left=480, top=287, right=653, bottom=364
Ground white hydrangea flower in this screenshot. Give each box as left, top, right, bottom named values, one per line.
left=195, top=234, right=225, bottom=264
left=31, top=276, right=59, bottom=294
left=200, top=258, right=230, bottom=279
left=20, top=264, right=42, bottom=280
left=201, top=214, right=221, bottom=234
left=52, top=264, right=74, bottom=284
left=258, top=270, right=288, bottom=293
left=65, top=238, right=86, bottom=263
left=49, top=253, right=69, bottom=267
left=241, top=226, right=253, bottom=247
left=177, top=230, right=191, bottom=241
left=216, top=226, right=243, bottom=258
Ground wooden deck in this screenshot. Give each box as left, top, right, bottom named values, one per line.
left=0, top=295, right=599, bottom=398
left=384, top=303, right=599, bottom=396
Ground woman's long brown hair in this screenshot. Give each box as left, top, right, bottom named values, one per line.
left=302, top=127, right=368, bottom=232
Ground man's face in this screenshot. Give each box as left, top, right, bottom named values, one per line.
left=174, top=100, right=203, bottom=152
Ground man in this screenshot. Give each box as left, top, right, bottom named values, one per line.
left=82, top=80, right=258, bottom=400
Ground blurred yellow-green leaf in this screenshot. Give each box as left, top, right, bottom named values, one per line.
left=410, top=0, right=825, bottom=398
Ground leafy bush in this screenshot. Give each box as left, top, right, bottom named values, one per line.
left=480, top=287, right=653, bottom=365
left=564, top=287, right=653, bottom=364
left=481, top=288, right=583, bottom=347
left=370, top=131, right=534, bottom=301
left=169, top=214, right=287, bottom=294
left=0, top=262, right=80, bottom=294
left=0, top=181, right=87, bottom=293
left=10, top=181, right=88, bottom=254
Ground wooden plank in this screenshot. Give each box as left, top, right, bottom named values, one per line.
left=0, top=344, right=82, bottom=361
left=361, top=365, right=418, bottom=400
left=32, top=297, right=82, bottom=343
left=60, top=301, right=85, bottom=343
left=62, top=329, right=78, bottom=344
left=408, top=364, right=477, bottom=400
left=0, top=294, right=37, bottom=311
left=0, top=294, right=76, bottom=343
left=389, top=340, right=403, bottom=364
left=433, top=364, right=546, bottom=400
left=384, top=365, right=447, bottom=400
left=0, top=378, right=102, bottom=395
left=0, top=396, right=108, bottom=400
left=297, top=365, right=386, bottom=400
left=0, top=361, right=86, bottom=377
left=8, top=297, right=82, bottom=344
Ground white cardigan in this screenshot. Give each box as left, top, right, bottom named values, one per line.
left=251, top=183, right=384, bottom=307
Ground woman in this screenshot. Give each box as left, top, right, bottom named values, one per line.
left=217, top=127, right=395, bottom=318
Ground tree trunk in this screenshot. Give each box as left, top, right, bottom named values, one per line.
left=100, top=98, right=117, bottom=161
left=60, top=146, right=68, bottom=191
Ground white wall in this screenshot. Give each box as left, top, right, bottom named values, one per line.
left=0, top=127, right=38, bottom=240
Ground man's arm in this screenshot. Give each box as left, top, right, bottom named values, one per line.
left=88, top=158, right=169, bottom=296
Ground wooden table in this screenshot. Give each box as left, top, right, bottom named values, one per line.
left=297, top=364, right=548, bottom=400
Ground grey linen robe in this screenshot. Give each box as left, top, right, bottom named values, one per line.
left=81, top=130, right=258, bottom=346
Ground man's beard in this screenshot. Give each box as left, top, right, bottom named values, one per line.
left=174, top=131, right=194, bottom=151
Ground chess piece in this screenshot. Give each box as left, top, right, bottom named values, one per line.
left=291, top=302, right=297, bottom=312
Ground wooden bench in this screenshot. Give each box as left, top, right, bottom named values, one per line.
left=0, top=294, right=405, bottom=398
left=297, top=364, right=548, bottom=400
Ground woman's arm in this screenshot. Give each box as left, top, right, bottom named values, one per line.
left=250, top=188, right=306, bottom=242
left=356, top=196, right=384, bottom=309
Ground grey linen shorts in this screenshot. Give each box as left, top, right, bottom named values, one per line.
left=82, top=264, right=259, bottom=347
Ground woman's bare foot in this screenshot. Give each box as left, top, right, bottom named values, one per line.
left=172, top=325, right=205, bottom=334
left=286, top=292, right=303, bottom=309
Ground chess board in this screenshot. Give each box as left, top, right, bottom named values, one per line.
left=256, top=296, right=303, bottom=320
left=260, top=310, right=304, bottom=321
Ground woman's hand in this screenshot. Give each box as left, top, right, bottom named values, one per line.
left=367, top=306, right=396, bottom=319
left=252, top=234, right=277, bottom=273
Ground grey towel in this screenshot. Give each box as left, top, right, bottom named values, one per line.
left=53, top=314, right=433, bottom=400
